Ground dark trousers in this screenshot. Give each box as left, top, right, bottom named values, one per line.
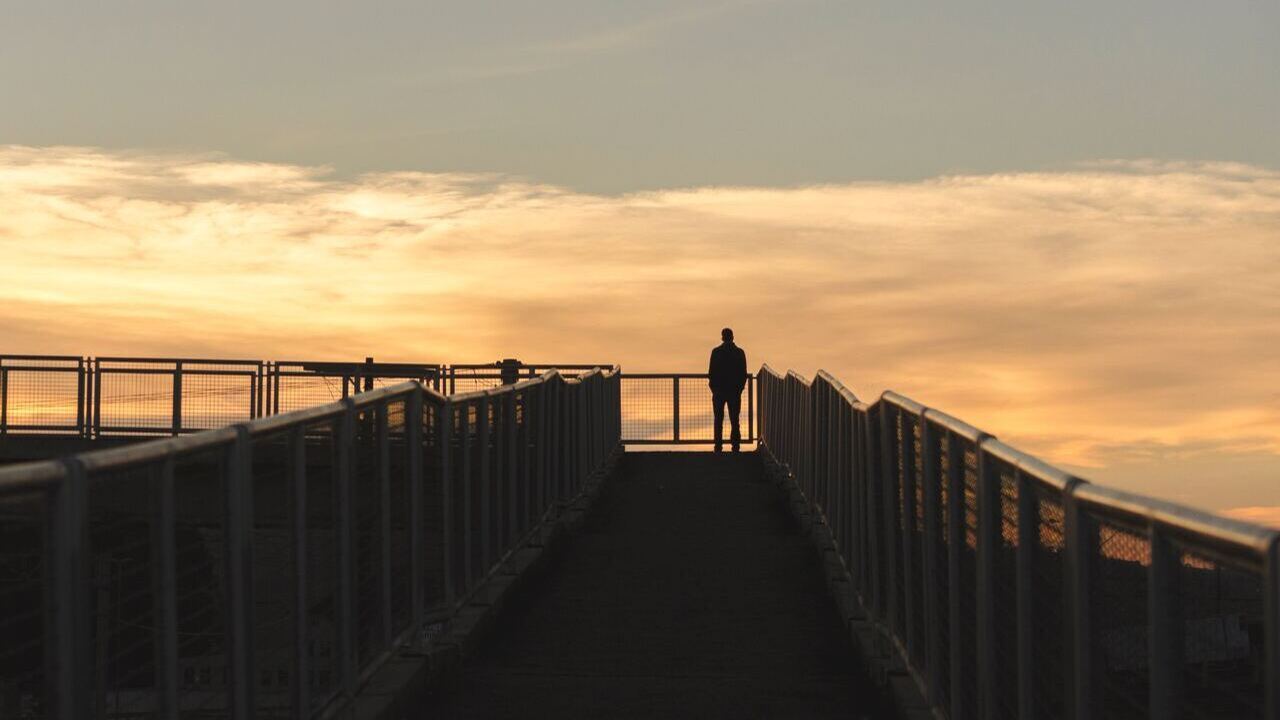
left=712, top=391, right=742, bottom=452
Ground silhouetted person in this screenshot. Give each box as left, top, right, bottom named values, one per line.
left=708, top=327, right=747, bottom=453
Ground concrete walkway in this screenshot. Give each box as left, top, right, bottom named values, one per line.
left=420, top=452, right=891, bottom=719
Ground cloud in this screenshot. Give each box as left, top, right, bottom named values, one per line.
left=2, top=145, right=1280, bottom=510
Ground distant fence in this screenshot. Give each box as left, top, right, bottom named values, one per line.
left=0, top=356, right=753, bottom=446
left=0, top=367, right=620, bottom=719
left=758, top=366, right=1280, bottom=720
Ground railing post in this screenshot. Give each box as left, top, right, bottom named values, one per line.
left=439, top=398, right=456, bottom=607
left=976, top=444, right=999, bottom=720
left=506, top=390, right=519, bottom=548
left=460, top=399, right=474, bottom=593
left=748, top=375, right=755, bottom=443
left=155, top=455, right=179, bottom=720
left=1065, top=486, right=1097, bottom=720
left=672, top=377, right=680, bottom=443
left=76, top=359, right=86, bottom=436
left=407, top=388, right=425, bottom=641
left=378, top=402, right=393, bottom=649
left=92, top=358, right=102, bottom=438
left=880, top=402, right=900, bottom=634
left=478, top=394, right=492, bottom=573
left=1016, top=471, right=1036, bottom=720
left=1148, top=522, right=1184, bottom=717
left=49, top=459, right=90, bottom=720
left=920, top=412, right=943, bottom=708
left=335, top=403, right=356, bottom=702
left=900, top=411, right=919, bottom=662
left=226, top=427, right=255, bottom=719
left=1266, top=536, right=1280, bottom=720
left=0, top=366, right=7, bottom=436
left=172, top=361, right=183, bottom=436
left=946, top=432, right=966, bottom=720
left=289, top=425, right=310, bottom=719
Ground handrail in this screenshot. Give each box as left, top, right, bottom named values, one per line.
left=757, top=364, right=1280, bottom=719
left=0, top=364, right=624, bottom=719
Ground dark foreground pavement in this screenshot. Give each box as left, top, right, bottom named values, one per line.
left=418, top=451, right=892, bottom=719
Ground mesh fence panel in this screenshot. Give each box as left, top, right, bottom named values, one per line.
left=1094, top=517, right=1151, bottom=719
left=1, top=358, right=81, bottom=433
left=619, top=377, right=673, bottom=441
left=0, top=484, right=49, bottom=716
left=98, top=365, right=175, bottom=434
left=275, top=375, right=347, bottom=415
left=181, top=368, right=258, bottom=431
left=1178, top=546, right=1265, bottom=719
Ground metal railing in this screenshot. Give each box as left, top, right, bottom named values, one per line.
left=758, top=365, right=1280, bottom=720
left=0, top=366, right=620, bottom=719
left=0, top=356, right=752, bottom=446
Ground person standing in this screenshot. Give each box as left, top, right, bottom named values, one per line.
left=708, top=327, right=748, bottom=453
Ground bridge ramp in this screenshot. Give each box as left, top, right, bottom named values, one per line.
left=421, top=451, right=889, bottom=718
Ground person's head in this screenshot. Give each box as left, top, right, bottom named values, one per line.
left=721, top=327, right=734, bottom=343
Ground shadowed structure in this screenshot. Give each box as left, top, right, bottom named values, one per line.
left=421, top=452, right=890, bottom=718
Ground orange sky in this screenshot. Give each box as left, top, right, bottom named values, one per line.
left=3, top=146, right=1280, bottom=521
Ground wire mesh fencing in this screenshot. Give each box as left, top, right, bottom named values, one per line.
left=0, top=366, right=621, bottom=719
left=758, top=364, right=1280, bottom=720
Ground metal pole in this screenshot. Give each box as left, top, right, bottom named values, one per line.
left=1148, top=523, right=1184, bottom=717
left=335, top=404, right=356, bottom=703
left=1266, top=537, right=1280, bottom=720
left=478, top=394, right=492, bottom=574
left=172, top=361, right=183, bottom=436
left=881, top=402, right=900, bottom=633
left=76, top=360, right=86, bottom=436
left=440, top=398, right=456, bottom=607
left=748, top=375, right=755, bottom=443
left=0, top=367, right=7, bottom=435
left=460, top=400, right=474, bottom=593
left=975, top=446, right=999, bottom=720
left=1065, top=489, right=1097, bottom=720
left=290, top=425, right=310, bottom=719
left=920, top=413, right=942, bottom=708
left=226, top=427, right=255, bottom=719
left=1016, top=472, right=1036, bottom=720
left=93, top=359, right=102, bottom=438
left=378, top=402, right=393, bottom=649
left=672, top=377, right=680, bottom=443
left=155, top=456, right=179, bottom=720
left=407, top=388, right=425, bottom=642
left=507, top=391, right=519, bottom=549
left=50, top=459, right=90, bottom=720
left=946, top=433, right=966, bottom=720
left=900, top=411, right=919, bottom=661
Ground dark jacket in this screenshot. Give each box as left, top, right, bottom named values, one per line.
left=708, top=342, right=748, bottom=397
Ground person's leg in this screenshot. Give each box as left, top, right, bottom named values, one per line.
left=712, top=393, right=725, bottom=452
left=728, top=392, right=742, bottom=452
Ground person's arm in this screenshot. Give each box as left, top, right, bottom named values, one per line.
left=708, top=350, right=716, bottom=389
left=738, top=350, right=748, bottom=390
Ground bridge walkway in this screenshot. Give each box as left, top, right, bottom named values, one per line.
left=420, top=452, right=890, bottom=719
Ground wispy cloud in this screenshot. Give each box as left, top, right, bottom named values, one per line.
left=425, top=0, right=774, bottom=84
left=3, top=145, right=1280, bottom=510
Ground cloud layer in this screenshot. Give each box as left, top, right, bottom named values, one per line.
left=3, top=145, right=1280, bottom=513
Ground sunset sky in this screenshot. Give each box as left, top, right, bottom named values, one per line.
left=2, top=2, right=1279, bottom=520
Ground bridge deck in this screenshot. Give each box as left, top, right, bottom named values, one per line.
left=420, top=452, right=889, bottom=718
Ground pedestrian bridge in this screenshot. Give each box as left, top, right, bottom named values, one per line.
left=0, top=355, right=1277, bottom=719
